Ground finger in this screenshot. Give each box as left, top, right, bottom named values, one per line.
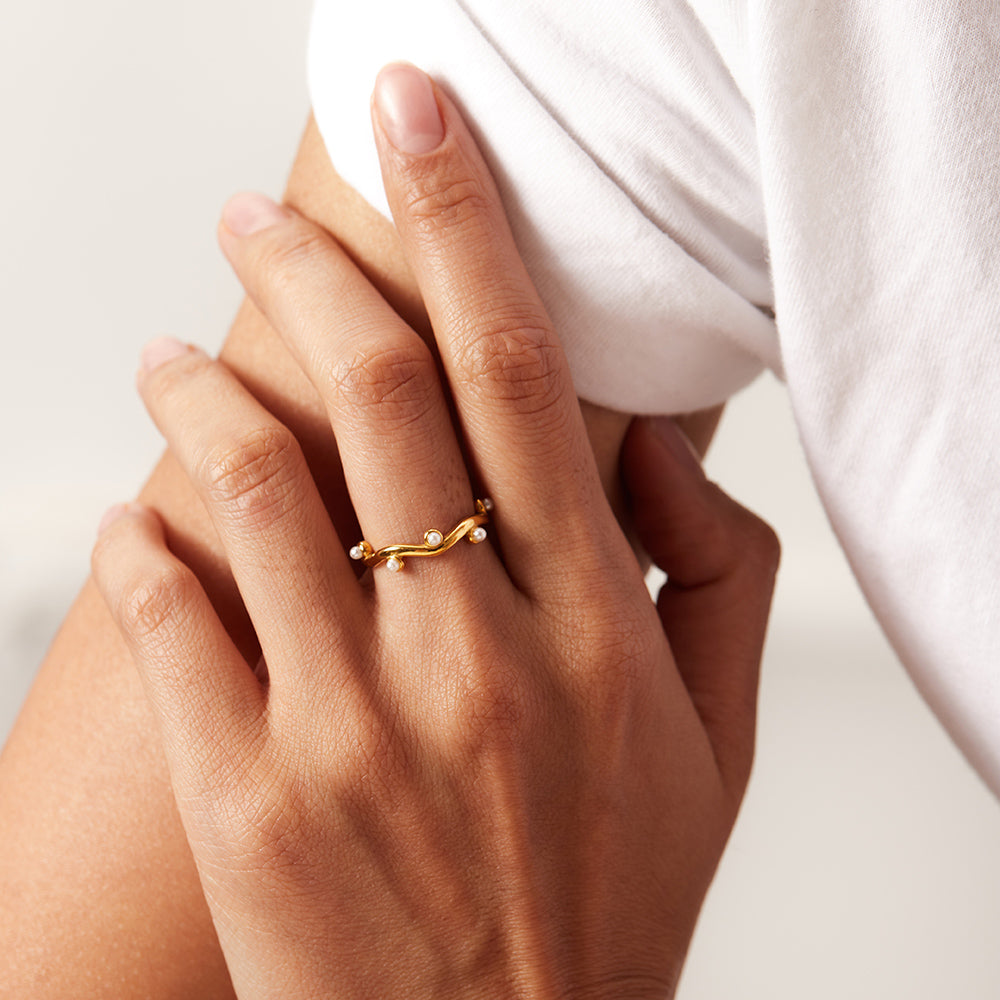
left=137, top=338, right=361, bottom=681
left=622, top=416, right=780, bottom=799
left=370, top=65, right=610, bottom=567
left=216, top=192, right=483, bottom=581
left=91, top=503, right=264, bottom=795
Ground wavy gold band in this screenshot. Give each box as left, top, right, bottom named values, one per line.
left=348, top=499, right=493, bottom=572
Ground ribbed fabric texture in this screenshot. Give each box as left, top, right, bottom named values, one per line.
left=309, top=0, right=1000, bottom=795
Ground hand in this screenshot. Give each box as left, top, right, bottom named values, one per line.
left=92, top=64, right=779, bottom=999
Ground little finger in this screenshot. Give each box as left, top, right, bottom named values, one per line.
left=91, top=503, right=264, bottom=793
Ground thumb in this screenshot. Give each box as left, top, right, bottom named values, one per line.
left=622, top=416, right=780, bottom=800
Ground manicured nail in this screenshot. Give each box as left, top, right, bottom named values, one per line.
left=374, top=63, right=445, bottom=155
left=647, top=417, right=704, bottom=475
left=221, top=191, right=291, bottom=237
left=98, top=502, right=133, bottom=536
left=140, top=336, right=190, bottom=375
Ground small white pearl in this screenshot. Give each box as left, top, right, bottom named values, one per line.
left=386, top=556, right=404, bottom=572
left=349, top=545, right=365, bottom=561
left=470, top=527, right=487, bottom=544
left=425, top=530, right=444, bottom=548
left=482, top=498, right=494, bottom=511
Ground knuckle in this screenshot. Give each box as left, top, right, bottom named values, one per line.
left=456, top=687, right=533, bottom=762
left=463, top=667, right=532, bottom=750
left=203, top=768, right=322, bottom=892
left=696, top=484, right=779, bottom=578
left=326, top=340, right=438, bottom=429
left=118, top=564, right=193, bottom=646
left=562, top=600, right=659, bottom=709
left=143, top=349, right=212, bottom=404
left=199, top=424, right=305, bottom=530
left=695, top=492, right=739, bottom=564
left=402, top=173, right=492, bottom=234
left=253, top=226, right=327, bottom=291
left=441, top=630, right=543, bottom=759
left=586, top=612, right=659, bottom=687
left=338, top=715, right=408, bottom=808
left=733, top=508, right=782, bottom=578
left=238, top=771, right=309, bottom=868
left=452, top=318, right=566, bottom=420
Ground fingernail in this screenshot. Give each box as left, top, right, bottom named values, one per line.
left=221, top=192, right=291, bottom=237
left=140, top=336, right=190, bottom=375
left=98, top=502, right=133, bottom=536
left=374, top=63, right=445, bottom=155
left=647, top=417, right=704, bottom=475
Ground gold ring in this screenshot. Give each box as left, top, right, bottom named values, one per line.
left=349, top=499, right=493, bottom=572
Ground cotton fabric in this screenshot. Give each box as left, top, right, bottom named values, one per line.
left=308, top=0, right=1000, bottom=794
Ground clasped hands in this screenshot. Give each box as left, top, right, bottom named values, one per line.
left=93, top=64, right=779, bottom=1000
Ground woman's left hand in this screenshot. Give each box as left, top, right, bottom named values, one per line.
left=93, top=64, right=778, bottom=1000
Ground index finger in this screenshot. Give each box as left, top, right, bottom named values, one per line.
left=370, top=65, right=613, bottom=574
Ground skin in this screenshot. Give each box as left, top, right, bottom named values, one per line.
left=2, top=85, right=723, bottom=1000
left=88, top=66, right=779, bottom=999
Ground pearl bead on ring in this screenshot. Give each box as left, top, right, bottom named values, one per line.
left=349, top=499, right=493, bottom=572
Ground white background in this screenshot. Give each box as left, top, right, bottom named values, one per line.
left=1, top=2, right=998, bottom=996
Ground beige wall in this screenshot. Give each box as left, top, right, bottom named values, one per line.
left=1, top=1, right=998, bottom=995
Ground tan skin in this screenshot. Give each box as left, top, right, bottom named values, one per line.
left=1, top=97, right=727, bottom=996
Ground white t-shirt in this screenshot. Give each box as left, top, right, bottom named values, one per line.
left=308, top=0, right=1000, bottom=796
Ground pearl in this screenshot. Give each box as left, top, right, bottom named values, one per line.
left=425, top=530, right=444, bottom=548
left=386, top=556, right=404, bottom=572
left=482, top=498, right=494, bottom=511
left=470, top=527, right=487, bottom=544
left=349, top=545, right=365, bottom=561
